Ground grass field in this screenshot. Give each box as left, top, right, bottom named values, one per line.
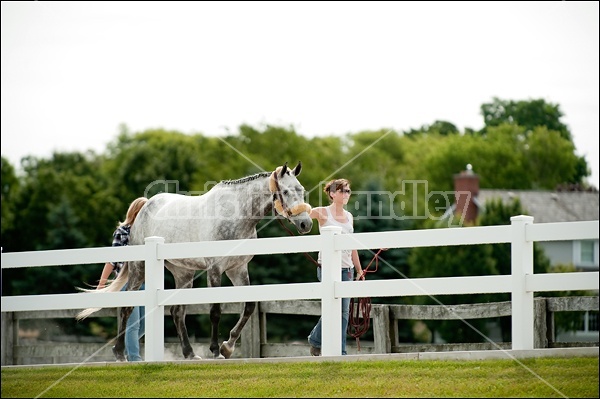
left=2, top=356, right=598, bottom=398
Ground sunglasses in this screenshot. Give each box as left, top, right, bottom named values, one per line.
left=337, top=189, right=352, bottom=194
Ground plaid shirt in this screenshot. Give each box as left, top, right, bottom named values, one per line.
left=110, top=224, right=131, bottom=276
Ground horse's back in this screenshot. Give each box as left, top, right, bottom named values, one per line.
left=131, top=192, right=216, bottom=245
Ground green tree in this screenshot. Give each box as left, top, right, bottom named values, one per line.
left=480, top=97, right=571, bottom=141
left=342, top=129, right=404, bottom=192
left=103, top=127, right=206, bottom=200
left=525, top=126, right=578, bottom=188
left=230, top=124, right=344, bottom=196
left=475, top=124, right=530, bottom=189
left=479, top=97, right=589, bottom=185
left=2, top=152, right=114, bottom=295
left=405, top=120, right=459, bottom=136
left=1, top=151, right=118, bottom=336
left=415, top=123, right=585, bottom=192
left=1, top=156, right=20, bottom=237
left=3, top=151, right=113, bottom=253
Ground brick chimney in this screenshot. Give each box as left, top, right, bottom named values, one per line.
left=453, top=164, right=480, bottom=223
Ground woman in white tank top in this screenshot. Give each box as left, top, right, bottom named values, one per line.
left=307, top=178, right=364, bottom=356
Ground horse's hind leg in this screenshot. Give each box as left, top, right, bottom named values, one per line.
left=219, top=267, right=256, bottom=359
left=209, top=302, right=223, bottom=358
left=114, top=306, right=133, bottom=362
left=169, top=267, right=200, bottom=360
left=207, top=268, right=224, bottom=358
left=170, top=304, right=200, bottom=359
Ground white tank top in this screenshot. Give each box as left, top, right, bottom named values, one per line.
left=317, top=206, right=354, bottom=269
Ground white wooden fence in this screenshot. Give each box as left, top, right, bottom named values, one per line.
left=2, top=216, right=599, bottom=361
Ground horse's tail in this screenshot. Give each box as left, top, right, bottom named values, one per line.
left=75, top=263, right=130, bottom=321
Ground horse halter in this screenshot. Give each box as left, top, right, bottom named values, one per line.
left=269, top=166, right=311, bottom=219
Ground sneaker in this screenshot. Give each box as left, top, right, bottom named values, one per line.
left=310, top=346, right=321, bottom=356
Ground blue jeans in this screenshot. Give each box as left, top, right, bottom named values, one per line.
left=121, top=283, right=145, bottom=362
left=308, top=267, right=353, bottom=355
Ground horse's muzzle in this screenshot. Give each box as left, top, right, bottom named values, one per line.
left=291, top=214, right=313, bottom=234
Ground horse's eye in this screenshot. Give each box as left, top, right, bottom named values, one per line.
left=283, top=190, right=289, bottom=195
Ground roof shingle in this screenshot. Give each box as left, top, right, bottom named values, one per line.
left=478, top=190, right=599, bottom=223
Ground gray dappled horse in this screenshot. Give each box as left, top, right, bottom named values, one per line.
left=77, top=162, right=312, bottom=360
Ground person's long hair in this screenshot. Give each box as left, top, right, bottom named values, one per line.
left=118, top=197, right=148, bottom=227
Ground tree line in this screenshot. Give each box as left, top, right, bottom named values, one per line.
left=0, top=97, right=592, bottom=343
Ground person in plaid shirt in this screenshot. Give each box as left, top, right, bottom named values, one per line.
left=96, top=197, right=148, bottom=361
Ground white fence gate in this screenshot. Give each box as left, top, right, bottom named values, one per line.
left=2, top=216, right=599, bottom=361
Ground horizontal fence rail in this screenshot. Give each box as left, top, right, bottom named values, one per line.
left=4, top=296, right=598, bottom=365
left=2, top=217, right=599, bottom=364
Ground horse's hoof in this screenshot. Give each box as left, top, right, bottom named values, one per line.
left=112, top=346, right=127, bottom=362
left=184, top=353, right=200, bottom=360
left=219, top=342, right=233, bottom=359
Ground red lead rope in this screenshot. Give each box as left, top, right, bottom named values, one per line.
left=348, top=248, right=385, bottom=351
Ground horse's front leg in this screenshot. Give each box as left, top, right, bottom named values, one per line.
left=220, top=301, right=256, bottom=359
left=114, top=306, right=133, bottom=362
left=219, top=266, right=255, bottom=359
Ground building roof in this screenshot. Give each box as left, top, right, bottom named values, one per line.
left=478, top=189, right=599, bottom=223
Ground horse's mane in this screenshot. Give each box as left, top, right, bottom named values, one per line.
left=218, top=171, right=271, bottom=186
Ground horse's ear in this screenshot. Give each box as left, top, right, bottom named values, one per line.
left=293, top=161, right=302, bottom=176
left=280, top=162, right=288, bottom=176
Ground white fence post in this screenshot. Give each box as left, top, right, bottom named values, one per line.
left=320, top=226, right=342, bottom=356
left=144, top=236, right=165, bottom=361
left=511, top=215, right=534, bottom=350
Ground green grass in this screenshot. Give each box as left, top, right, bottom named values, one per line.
left=2, top=357, right=598, bottom=398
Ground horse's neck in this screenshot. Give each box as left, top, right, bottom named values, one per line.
left=217, top=175, right=273, bottom=220
left=247, top=176, right=273, bottom=217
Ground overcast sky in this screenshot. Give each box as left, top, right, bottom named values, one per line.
left=2, top=1, right=598, bottom=188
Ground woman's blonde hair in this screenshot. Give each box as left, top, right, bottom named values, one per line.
left=119, top=197, right=148, bottom=227
left=324, top=178, right=350, bottom=202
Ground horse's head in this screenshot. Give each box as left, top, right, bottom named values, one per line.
left=270, top=162, right=313, bottom=234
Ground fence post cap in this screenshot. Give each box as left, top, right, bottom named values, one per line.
left=510, top=215, right=534, bottom=223
left=320, top=226, right=342, bottom=233
left=145, top=236, right=165, bottom=243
